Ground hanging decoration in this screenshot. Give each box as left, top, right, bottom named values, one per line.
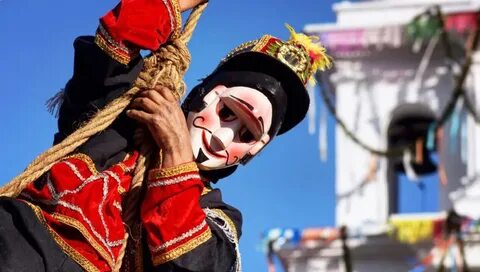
left=460, top=112, right=468, bottom=163
left=388, top=216, right=444, bottom=244
left=403, top=149, right=420, bottom=181
left=448, top=97, right=463, bottom=154
left=426, top=124, right=436, bottom=151
left=406, top=8, right=442, bottom=41
left=415, top=138, right=425, bottom=164
left=406, top=7, right=442, bottom=53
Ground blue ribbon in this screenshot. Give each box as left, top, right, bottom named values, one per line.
left=427, top=124, right=436, bottom=151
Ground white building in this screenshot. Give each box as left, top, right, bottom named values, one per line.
left=266, top=1, right=480, bottom=271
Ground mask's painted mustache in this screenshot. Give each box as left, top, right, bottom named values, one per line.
left=193, top=116, right=239, bottom=166
left=192, top=116, right=213, bottom=134
left=225, top=150, right=239, bottom=167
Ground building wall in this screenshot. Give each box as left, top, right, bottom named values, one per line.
left=448, top=51, right=480, bottom=219
left=332, top=44, right=469, bottom=225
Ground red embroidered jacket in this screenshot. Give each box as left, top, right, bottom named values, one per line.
left=19, top=1, right=242, bottom=271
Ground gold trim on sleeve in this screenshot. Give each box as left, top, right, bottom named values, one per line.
left=148, top=162, right=199, bottom=180
left=169, top=0, right=182, bottom=39
left=151, top=229, right=212, bottom=265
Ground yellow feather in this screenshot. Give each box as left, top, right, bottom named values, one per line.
left=285, top=24, right=333, bottom=73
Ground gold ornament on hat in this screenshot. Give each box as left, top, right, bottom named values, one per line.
left=276, top=43, right=310, bottom=75
left=284, top=24, right=332, bottom=84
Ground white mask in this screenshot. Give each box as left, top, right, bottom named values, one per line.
left=186, top=85, right=273, bottom=170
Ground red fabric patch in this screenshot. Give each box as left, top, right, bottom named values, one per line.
left=20, top=152, right=138, bottom=271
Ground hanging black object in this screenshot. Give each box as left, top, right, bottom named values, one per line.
left=388, top=103, right=437, bottom=175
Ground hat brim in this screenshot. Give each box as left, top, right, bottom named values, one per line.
left=216, top=51, right=310, bottom=135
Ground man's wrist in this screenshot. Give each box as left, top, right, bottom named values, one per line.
left=161, top=151, right=195, bottom=168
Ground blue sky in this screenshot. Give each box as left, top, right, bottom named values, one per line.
left=0, top=0, right=338, bottom=270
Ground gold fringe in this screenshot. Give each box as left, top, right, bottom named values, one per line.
left=211, top=209, right=239, bottom=240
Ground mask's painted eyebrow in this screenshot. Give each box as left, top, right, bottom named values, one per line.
left=230, top=95, right=254, bottom=111
left=258, top=116, right=265, bottom=135
left=229, top=94, right=265, bottom=136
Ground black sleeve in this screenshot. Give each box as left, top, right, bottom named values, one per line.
left=53, top=36, right=144, bottom=171
left=0, top=197, right=83, bottom=272
left=147, top=189, right=243, bottom=272
left=55, top=36, right=143, bottom=143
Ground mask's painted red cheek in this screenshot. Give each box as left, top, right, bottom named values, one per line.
left=227, top=144, right=250, bottom=159
left=197, top=111, right=219, bottom=127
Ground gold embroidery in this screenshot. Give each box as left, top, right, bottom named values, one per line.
left=152, top=229, right=212, bottom=265
left=52, top=213, right=115, bottom=270
left=64, top=153, right=99, bottom=175
left=222, top=36, right=273, bottom=65
left=252, top=35, right=274, bottom=52
left=117, top=152, right=138, bottom=175
left=95, top=33, right=131, bottom=65
left=117, top=162, right=127, bottom=173
left=223, top=39, right=259, bottom=62
left=148, top=162, right=199, bottom=180
left=118, top=186, right=126, bottom=195
left=24, top=202, right=100, bottom=272
left=169, top=0, right=182, bottom=40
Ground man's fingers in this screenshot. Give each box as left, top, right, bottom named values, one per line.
left=126, top=109, right=152, bottom=124
left=137, top=89, right=166, bottom=104
left=130, top=97, right=158, bottom=113
left=139, top=87, right=178, bottom=103
left=154, top=86, right=178, bottom=102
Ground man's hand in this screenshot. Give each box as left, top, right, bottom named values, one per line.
left=127, top=87, right=194, bottom=168
left=179, top=0, right=208, bottom=12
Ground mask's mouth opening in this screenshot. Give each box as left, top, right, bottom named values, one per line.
left=201, top=131, right=226, bottom=159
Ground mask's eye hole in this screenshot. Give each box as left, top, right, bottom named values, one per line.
left=218, top=103, right=237, bottom=122
left=238, top=127, right=255, bottom=143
